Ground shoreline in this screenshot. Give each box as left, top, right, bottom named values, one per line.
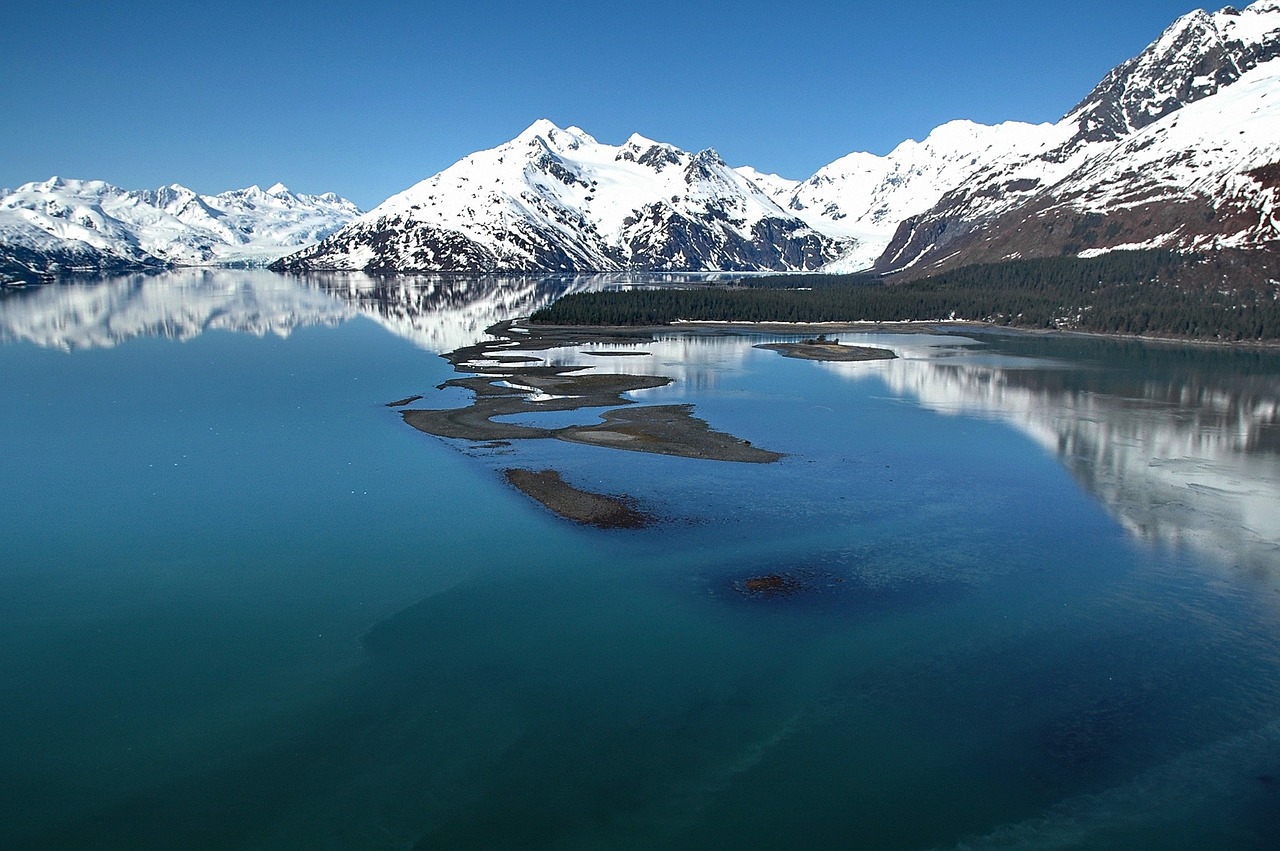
left=519, top=318, right=1280, bottom=350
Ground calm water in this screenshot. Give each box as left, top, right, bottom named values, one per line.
left=2, top=270, right=1279, bottom=849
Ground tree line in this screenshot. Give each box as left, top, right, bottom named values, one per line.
left=530, top=250, right=1280, bottom=341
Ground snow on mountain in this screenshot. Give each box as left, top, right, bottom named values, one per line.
left=0, top=178, right=360, bottom=282
left=875, top=0, right=1280, bottom=275
left=733, top=166, right=800, bottom=203
left=780, top=120, right=1058, bottom=273
left=1036, top=60, right=1280, bottom=252
left=10, top=3, right=1278, bottom=282
left=274, top=120, right=840, bottom=274
left=1067, top=0, right=1280, bottom=144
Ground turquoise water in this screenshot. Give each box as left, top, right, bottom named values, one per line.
left=2, top=271, right=1279, bottom=849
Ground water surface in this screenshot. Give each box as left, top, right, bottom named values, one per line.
left=2, top=271, right=1279, bottom=849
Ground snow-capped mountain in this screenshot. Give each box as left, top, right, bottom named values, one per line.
left=276, top=2, right=1280, bottom=278
left=875, top=0, right=1280, bottom=275
left=0, top=178, right=360, bottom=282
left=273, top=120, right=840, bottom=274
left=732, top=167, right=799, bottom=203
left=9, top=2, right=1277, bottom=281
left=780, top=119, right=1059, bottom=272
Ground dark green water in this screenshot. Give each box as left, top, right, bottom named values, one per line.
left=2, top=271, right=1279, bottom=849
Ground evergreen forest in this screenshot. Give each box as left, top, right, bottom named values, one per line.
left=531, top=250, right=1280, bottom=341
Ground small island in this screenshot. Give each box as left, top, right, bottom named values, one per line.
left=755, top=334, right=896, bottom=362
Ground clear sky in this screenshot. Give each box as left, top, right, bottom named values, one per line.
left=2, top=0, right=1209, bottom=208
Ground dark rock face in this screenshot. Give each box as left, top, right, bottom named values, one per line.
left=882, top=186, right=1277, bottom=282
left=623, top=207, right=835, bottom=272
left=272, top=213, right=609, bottom=274
left=634, top=144, right=683, bottom=171
left=277, top=205, right=838, bottom=275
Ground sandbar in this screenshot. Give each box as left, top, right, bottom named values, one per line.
left=398, top=321, right=781, bottom=464
left=503, top=468, right=654, bottom=529
left=560, top=405, right=783, bottom=463
left=755, top=339, right=896, bottom=362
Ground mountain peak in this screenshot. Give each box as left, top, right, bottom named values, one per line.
left=625, top=132, right=659, bottom=147
left=272, top=121, right=838, bottom=274
left=1064, top=0, right=1280, bottom=142
left=514, top=119, right=599, bottom=155
left=266, top=182, right=291, bottom=196
left=518, top=118, right=562, bottom=139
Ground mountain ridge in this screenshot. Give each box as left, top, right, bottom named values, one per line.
left=272, top=121, right=840, bottom=274
left=875, top=0, right=1280, bottom=277
left=0, top=178, right=361, bottom=282
left=7, top=1, right=1280, bottom=281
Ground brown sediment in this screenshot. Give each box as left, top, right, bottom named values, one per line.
left=402, top=406, right=551, bottom=441
left=397, top=321, right=782, bottom=464
left=385, top=395, right=424, bottom=407
left=503, top=468, right=654, bottom=529
left=582, top=350, right=652, bottom=357
left=560, top=405, right=783, bottom=463
left=755, top=340, right=896, bottom=362
left=738, top=573, right=804, bottom=596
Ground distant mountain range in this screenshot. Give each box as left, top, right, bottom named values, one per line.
left=273, top=123, right=837, bottom=274
left=276, top=0, right=1279, bottom=277
left=0, top=179, right=360, bottom=282
left=4, top=1, right=1278, bottom=282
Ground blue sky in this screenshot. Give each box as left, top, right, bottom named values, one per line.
left=3, top=0, right=1206, bottom=208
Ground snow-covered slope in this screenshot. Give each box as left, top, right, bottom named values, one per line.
left=0, top=178, right=360, bottom=281
left=274, top=120, right=840, bottom=274
left=782, top=120, right=1057, bottom=272
left=876, top=0, right=1280, bottom=275
left=733, top=166, right=799, bottom=203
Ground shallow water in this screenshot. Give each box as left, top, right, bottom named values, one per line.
left=2, top=270, right=1279, bottom=849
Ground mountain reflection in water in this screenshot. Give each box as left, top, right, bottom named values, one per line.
left=822, top=332, right=1280, bottom=573
left=0, top=268, right=696, bottom=353
left=2, top=271, right=1277, bottom=574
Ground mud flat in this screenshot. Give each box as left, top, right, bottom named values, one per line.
left=398, top=321, right=782, bottom=465
left=755, top=339, right=896, bottom=362
left=560, top=404, right=782, bottom=463
left=503, top=468, right=654, bottom=529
